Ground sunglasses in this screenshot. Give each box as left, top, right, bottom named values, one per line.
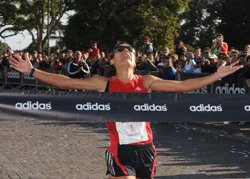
left=113, top=46, right=135, bottom=54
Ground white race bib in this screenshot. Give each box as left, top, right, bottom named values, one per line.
left=116, top=122, right=149, bottom=145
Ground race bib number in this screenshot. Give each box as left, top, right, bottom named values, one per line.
left=116, top=122, right=149, bottom=145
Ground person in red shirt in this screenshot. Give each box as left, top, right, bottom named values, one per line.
left=211, top=34, right=228, bottom=55
left=10, top=42, right=242, bottom=179
left=89, top=42, right=100, bottom=59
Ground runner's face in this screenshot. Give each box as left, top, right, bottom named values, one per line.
left=111, top=44, right=136, bottom=68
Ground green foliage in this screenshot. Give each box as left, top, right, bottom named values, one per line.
left=0, top=0, right=74, bottom=52
left=179, top=0, right=250, bottom=50
left=62, top=0, right=189, bottom=53
left=178, top=0, right=221, bottom=49
left=0, top=40, right=8, bottom=54
left=217, top=0, right=250, bottom=50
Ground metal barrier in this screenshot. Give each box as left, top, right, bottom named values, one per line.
left=1, top=67, right=249, bottom=94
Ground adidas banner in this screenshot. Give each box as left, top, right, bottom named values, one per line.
left=0, top=90, right=250, bottom=122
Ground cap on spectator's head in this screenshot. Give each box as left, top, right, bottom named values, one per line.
left=209, top=54, right=217, bottom=59
left=157, top=63, right=164, bottom=67
left=159, top=54, right=168, bottom=59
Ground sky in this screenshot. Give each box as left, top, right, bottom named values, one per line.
left=0, top=11, right=75, bottom=51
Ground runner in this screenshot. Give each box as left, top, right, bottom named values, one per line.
left=9, top=42, right=242, bottom=179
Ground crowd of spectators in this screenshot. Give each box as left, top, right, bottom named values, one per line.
left=1, top=35, right=250, bottom=81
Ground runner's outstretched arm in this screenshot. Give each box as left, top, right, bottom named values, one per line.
left=144, top=61, right=243, bottom=92
left=9, top=53, right=107, bottom=92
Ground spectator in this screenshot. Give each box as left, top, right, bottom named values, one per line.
left=91, top=53, right=102, bottom=76
left=240, top=55, right=250, bottom=79
left=194, top=46, right=205, bottom=62
left=56, top=49, right=61, bottom=57
left=157, top=53, right=168, bottom=67
left=31, top=51, right=38, bottom=65
left=175, top=41, right=186, bottom=58
left=240, top=50, right=248, bottom=57
left=230, top=50, right=239, bottom=64
left=239, top=54, right=247, bottom=66
left=67, top=49, right=74, bottom=58
left=89, top=42, right=100, bottom=59
left=202, top=54, right=218, bottom=73
left=176, top=56, right=187, bottom=72
left=158, top=56, right=176, bottom=80
left=162, top=47, right=170, bottom=56
left=144, top=56, right=157, bottom=72
left=33, top=52, right=42, bottom=69
left=211, top=34, right=228, bottom=55
left=171, top=54, right=179, bottom=69
left=216, top=53, right=230, bottom=69
left=1, top=51, right=9, bottom=68
left=136, top=56, right=146, bottom=70
left=67, top=50, right=90, bottom=78
left=244, top=44, right=250, bottom=55
left=193, top=57, right=204, bottom=73
left=179, top=52, right=196, bottom=73
left=222, top=54, right=231, bottom=66
left=147, top=52, right=156, bottom=64
left=229, top=47, right=236, bottom=57
left=52, top=58, right=62, bottom=71
left=40, top=55, right=52, bottom=69
left=203, top=47, right=212, bottom=60
left=142, top=36, right=153, bottom=56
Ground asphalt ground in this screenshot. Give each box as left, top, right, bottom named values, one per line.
left=0, top=121, right=250, bottom=179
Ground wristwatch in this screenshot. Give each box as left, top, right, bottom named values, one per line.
left=29, top=68, right=36, bottom=77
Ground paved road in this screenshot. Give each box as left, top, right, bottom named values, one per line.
left=0, top=121, right=250, bottom=179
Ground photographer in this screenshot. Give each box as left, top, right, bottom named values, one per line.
left=211, top=34, right=228, bottom=55
left=67, top=50, right=90, bottom=79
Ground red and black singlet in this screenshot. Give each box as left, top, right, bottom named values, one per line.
left=105, top=75, right=153, bottom=155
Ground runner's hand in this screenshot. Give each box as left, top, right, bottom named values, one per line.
left=9, top=53, right=33, bottom=74
left=217, top=61, right=243, bottom=79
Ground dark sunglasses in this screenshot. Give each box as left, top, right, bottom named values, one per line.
left=113, top=46, right=135, bottom=54
left=204, top=52, right=209, bottom=54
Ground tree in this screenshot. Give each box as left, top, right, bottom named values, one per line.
left=178, top=0, right=221, bottom=49
left=217, top=0, right=250, bottom=50
left=62, top=0, right=189, bottom=53
left=179, top=0, right=250, bottom=50
left=0, top=40, right=8, bottom=54
left=0, top=0, right=74, bottom=52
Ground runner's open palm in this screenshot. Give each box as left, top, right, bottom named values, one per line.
left=9, top=53, right=33, bottom=74
left=217, top=61, right=243, bottom=79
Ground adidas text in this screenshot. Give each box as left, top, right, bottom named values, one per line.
left=76, top=102, right=111, bottom=111
left=215, top=83, right=245, bottom=94
left=134, top=103, right=167, bottom=112
left=15, top=101, right=52, bottom=110
left=190, top=104, right=223, bottom=112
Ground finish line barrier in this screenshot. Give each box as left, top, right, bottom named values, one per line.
left=0, top=90, right=250, bottom=122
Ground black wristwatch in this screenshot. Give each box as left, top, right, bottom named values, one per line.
left=29, top=67, right=36, bottom=77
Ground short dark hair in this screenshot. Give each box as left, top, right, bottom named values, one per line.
left=217, top=33, right=224, bottom=38
left=203, top=47, right=211, bottom=52
left=159, top=54, right=168, bottom=59
left=111, top=41, right=133, bottom=59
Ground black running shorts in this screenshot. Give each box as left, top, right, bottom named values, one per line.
left=106, top=143, right=156, bottom=179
